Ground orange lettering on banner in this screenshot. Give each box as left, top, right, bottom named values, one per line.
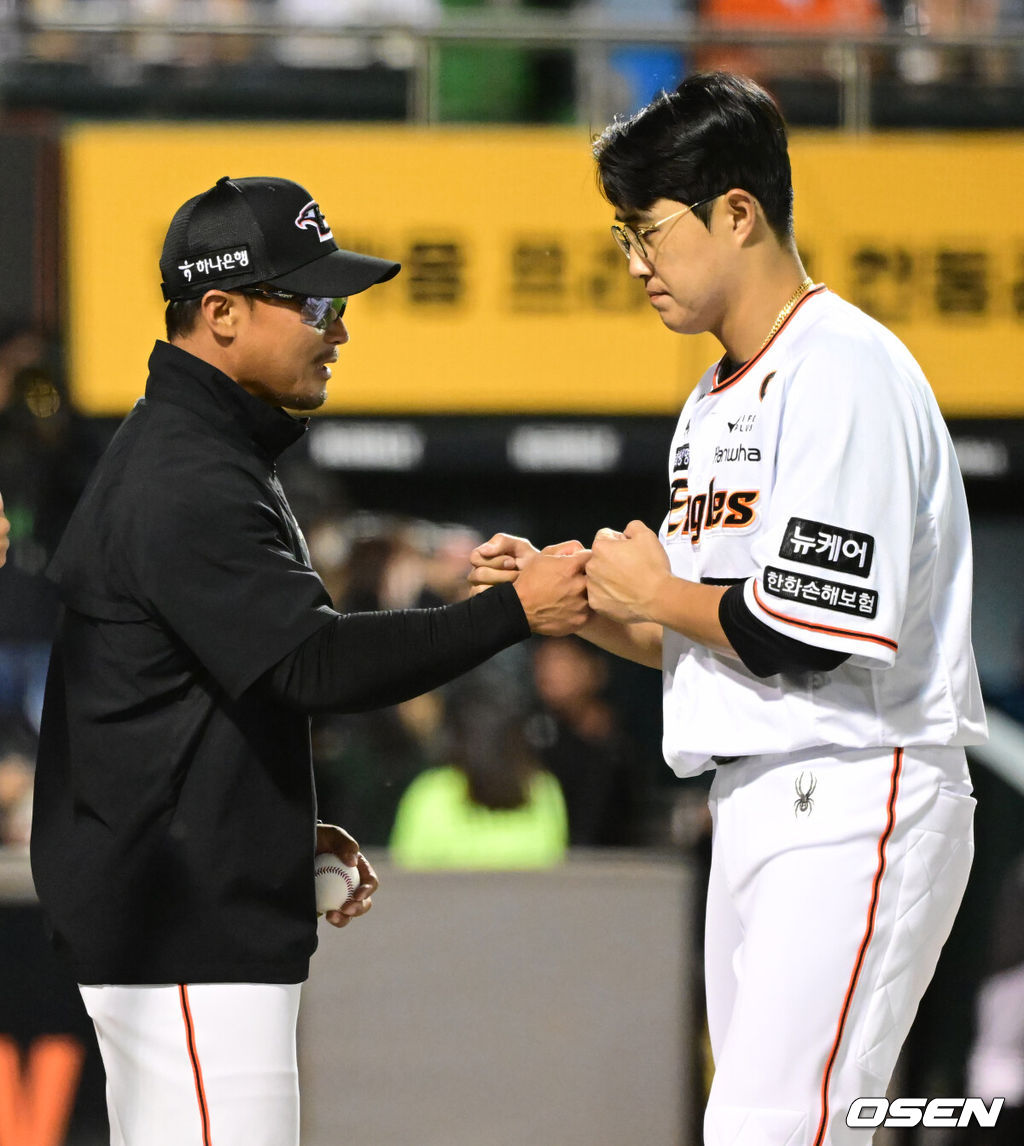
left=0, top=1035, right=85, bottom=1146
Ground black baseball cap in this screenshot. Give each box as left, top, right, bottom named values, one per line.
left=160, top=175, right=401, bottom=302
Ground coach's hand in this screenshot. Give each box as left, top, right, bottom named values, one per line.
left=315, top=823, right=378, bottom=929
left=587, top=520, right=672, bottom=624
left=513, top=547, right=592, bottom=635
left=0, top=491, right=9, bottom=568
left=468, top=534, right=584, bottom=591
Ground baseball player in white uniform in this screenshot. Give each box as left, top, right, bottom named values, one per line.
left=471, top=72, right=987, bottom=1144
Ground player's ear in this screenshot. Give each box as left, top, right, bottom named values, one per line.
left=198, top=289, right=241, bottom=339
left=721, top=189, right=759, bottom=245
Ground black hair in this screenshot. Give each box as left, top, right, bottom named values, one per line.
left=594, top=72, right=795, bottom=241
left=165, top=298, right=203, bottom=342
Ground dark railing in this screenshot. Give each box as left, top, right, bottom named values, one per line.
left=5, top=4, right=1024, bottom=128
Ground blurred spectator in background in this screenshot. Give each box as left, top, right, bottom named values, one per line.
left=333, top=514, right=427, bottom=611
left=390, top=688, right=568, bottom=869
left=308, top=513, right=543, bottom=847
left=589, top=0, right=691, bottom=119
left=1005, top=0, right=1024, bottom=80
left=698, top=0, right=883, bottom=80
left=30, top=0, right=285, bottom=70
left=312, top=689, right=443, bottom=846
left=309, top=514, right=439, bottom=844
left=526, top=636, right=642, bottom=847
left=0, top=489, right=9, bottom=568
left=891, top=0, right=1008, bottom=84
left=699, top=0, right=881, bottom=29
left=413, top=520, right=482, bottom=607
left=274, top=0, right=439, bottom=68
left=436, top=0, right=576, bottom=122
left=985, top=619, right=1024, bottom=724
left=0, top=323, right=100, bottom=731
left=964, top=853, right=1024, bottom=1144
left=0, top=0, right=21, bottom=63
left=0, top=712, right=36, bottom=848
left=131, top=0, right=255, bottom=66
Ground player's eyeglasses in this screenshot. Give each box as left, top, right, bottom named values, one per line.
left=610, top=194, right=723, bottom=261
left=239, top=287, right=348, bottom=333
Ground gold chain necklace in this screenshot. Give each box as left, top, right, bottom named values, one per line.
left=759, top=276, right=814, bottom=352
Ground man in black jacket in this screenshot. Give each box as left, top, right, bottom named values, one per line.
left=31, top=175, right=589, bottom=1146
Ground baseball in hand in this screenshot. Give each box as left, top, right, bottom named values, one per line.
left=314, top=852, right=360, bottom=915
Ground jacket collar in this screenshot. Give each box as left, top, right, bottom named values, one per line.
left=144, top=341, right=308, bottom=461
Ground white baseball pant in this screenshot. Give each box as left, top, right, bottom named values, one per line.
left=78, top=982, right=302, bottom=1146
left=703, top=744, right=974, bottom=1146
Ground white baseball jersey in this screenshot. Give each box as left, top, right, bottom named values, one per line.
left=659, top=286, right=987, bottom=777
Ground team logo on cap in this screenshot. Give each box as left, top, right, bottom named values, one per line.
left=295, top=201, right=333, bottom=243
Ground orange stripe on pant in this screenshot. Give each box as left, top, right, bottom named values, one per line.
left=179, top=985, right=213, bottom=1146
left=812, top=747, right=904, bottom=1146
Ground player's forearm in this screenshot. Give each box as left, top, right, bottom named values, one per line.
left=646, top=577, right=735, bottom=657
left=578, top=613, right=664, bottom=669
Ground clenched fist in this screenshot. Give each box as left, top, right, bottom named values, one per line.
left=468, top=532, right=591, bottom=634
left=514, top=548, right=592, bottom=635
left=586, top=520, right=672, bottom=624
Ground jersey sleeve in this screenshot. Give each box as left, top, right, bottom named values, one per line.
left=719, top=582, right=850, bottom=677
left=743, top=338, right=922, bottom=668
left=130, top=461, right=336, bottom=698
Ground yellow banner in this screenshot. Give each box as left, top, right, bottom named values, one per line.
left=67, top=125, right=1024, bottom=416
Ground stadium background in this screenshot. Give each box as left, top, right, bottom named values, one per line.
left=1, top=3, right=1024, bottom=1143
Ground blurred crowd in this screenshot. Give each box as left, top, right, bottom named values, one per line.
left=301, top=508, right=658, bottom=860
left=17, top=0, right=1022, bottom=35
left=9, top=0, right=1024, bottom=120
left=0, top=323, right=102, bottom=849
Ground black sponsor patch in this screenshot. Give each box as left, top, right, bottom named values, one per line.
left=763, top=566, right=878, bottom=619
left=780, top=517, right=874, bottom=578
left=674, top=443, right=690, bottom=470
left=176, top=244, right=252, bottom=286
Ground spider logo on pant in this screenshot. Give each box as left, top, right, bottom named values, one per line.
left=794, top=772, right=817, bottom=816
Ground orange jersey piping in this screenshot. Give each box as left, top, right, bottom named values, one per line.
left=710, top=284, right=828, bottom=395
left=179, top=985, right=213, bottom=1146
left=812, top=748, right=904, bottom=1146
